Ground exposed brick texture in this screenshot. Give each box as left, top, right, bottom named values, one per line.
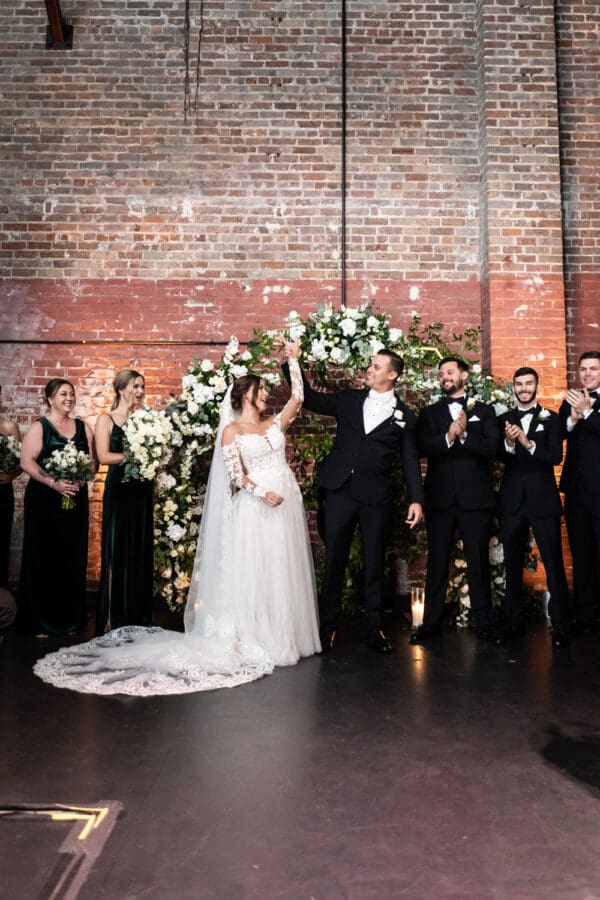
left=556, top=1, right=600, bottom=378
left=1, top=1, right=598, bottom=590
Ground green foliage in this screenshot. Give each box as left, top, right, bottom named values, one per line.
left=154, top=303, right=541, bottom=622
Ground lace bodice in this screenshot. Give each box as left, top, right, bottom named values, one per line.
left=239, top=417, right=288, bottom=474
left=222, top=417, right=289, bottom=497
left=221, top=357, right=302, bottom=499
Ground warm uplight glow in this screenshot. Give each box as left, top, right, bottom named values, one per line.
left=411, top=586, right=425, bottom=628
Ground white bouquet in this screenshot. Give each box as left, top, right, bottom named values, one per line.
left=122, top=407, right=173, bottom=483
left=0, top=434, right=20, bottom=474
left=43, top=439, right=94, bottom=509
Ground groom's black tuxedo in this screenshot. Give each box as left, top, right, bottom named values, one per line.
left=497, top=405, right=569, bottom=629
left=295, top=368, right=424, bottom=632
left=558, top=394, right=600, bottom=624
left=417, top=397, right=498, bottom=629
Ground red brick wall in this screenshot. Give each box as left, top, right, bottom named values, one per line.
left=1, top=1, right=598, bottom=590
left=556, top=1, right=600, bottom=379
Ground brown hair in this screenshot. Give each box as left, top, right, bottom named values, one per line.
left=111, top=368, right=144, bottom=410
left=230, top=374, right=262, bottom=412
left=44, top=378, right=75, bottom=405
left=377, top=349, right=404, bottom=379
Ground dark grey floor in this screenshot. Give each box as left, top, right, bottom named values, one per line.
left=2, top=615, right=600, bottom=900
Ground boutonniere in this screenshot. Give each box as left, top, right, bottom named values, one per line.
left=537, top=408, right=550, bottom=421
left=393, top=409, right=406, bottom=428
left=466, top=397, right=476, bottom=411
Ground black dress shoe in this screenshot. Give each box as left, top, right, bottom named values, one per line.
left=366, top=629, right=392, bottom=653
left=409, top=623, right=442, bottom=645
left=551, top=628, right=570, bottom=649
left=474, top=625, right=504, bottom=645
left=319, top=627, right=337, bottom=654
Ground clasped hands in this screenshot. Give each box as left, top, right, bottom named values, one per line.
left=52, top=477, right=79, bottom=498
left=504, top=421, right=531, bottom=450
left=282, top=338, right=301, bottom=361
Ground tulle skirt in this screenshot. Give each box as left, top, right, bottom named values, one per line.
left=229, top=462, right=321, bottom=667
left=33, top=461, right=321, bottom=696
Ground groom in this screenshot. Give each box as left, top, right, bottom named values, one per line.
left=287, top=349, right=424, bottom=654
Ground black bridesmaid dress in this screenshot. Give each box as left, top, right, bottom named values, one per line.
left=18, top=417, right=90, bottom=635
left=95, top=417, right=154, bottom=634
left=0, top=481, right=14, bottom=589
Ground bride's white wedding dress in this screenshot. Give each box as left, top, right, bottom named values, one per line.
left=33, top=360, right=321, bottom=696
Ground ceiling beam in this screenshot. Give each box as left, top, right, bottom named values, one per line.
left=44, top=0, right=73, bottom=49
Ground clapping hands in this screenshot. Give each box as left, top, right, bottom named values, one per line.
left=565, top=388, right=592, bottom=420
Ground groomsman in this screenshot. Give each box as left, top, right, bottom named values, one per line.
left=497, top=367, right=570, bottom=647
left=559, top=351, right=600, bottom=631
left=411, top=357, right=500, bottom=644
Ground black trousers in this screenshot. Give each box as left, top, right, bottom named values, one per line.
left=565, top=486, right=600, bottom=624
left=500, top=504, right=570, bottom=629
left=423, top=506, right=494, bottom=629
left=320, top=482, right=393, bottom=632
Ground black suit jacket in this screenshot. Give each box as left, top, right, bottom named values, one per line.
left=558, top=396, right=600, bottom=497
left=296, top=369, right=424, bottom=508
left=497, top=406, right=564, bottom=516
left=417, top=398, right=498, bottom=511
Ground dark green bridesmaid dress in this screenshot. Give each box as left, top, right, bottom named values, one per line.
left=0, top=481, right=14, bottom=589
left=95, top=417, right=154, bottom=634
left=17, top=417, right=89, bottom=635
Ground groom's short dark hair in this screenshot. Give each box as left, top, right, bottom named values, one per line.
left=377, top=349, right=404, bottom=379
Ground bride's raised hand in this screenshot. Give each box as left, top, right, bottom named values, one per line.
left=283, top=339, right=301, bottom=361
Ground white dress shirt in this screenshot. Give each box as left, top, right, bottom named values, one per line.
left=363, top=388, right=396, bottom=433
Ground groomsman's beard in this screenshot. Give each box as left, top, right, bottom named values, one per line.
left=441, top=380, right=466, bottom=397
left=514, top=388, right=537, bottom=406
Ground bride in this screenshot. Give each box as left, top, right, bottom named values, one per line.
left=34, top=342, right=321, bottom=695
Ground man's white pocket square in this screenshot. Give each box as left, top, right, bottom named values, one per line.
left=468, top=415, right=480, bottom=422
left=536, top=423, right=544, bottom=432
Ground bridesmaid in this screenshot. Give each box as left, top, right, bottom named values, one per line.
left=95, top=369, right=154, bottom=635
left=18, top=379, right=96, bottom=636
left=0, top=384, right=22, bottom=589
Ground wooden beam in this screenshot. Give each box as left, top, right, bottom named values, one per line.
left=44, top=0, right=73, bottom=49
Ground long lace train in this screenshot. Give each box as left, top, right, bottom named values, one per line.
left=33, top=626, right=275, bottom=696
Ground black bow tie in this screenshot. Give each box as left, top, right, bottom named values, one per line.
left=445, top=396, right=466, bottom=406
left=589, top=391, right=599, bottom=400
left=517, top=407, right=535, bottom=420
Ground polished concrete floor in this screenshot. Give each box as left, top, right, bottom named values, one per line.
left=2, top=613, right=600, bottom=900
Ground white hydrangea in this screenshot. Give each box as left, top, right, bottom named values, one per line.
left=340, top=318, right=357, bottom=337
left=166, top=523, right=186, bottom=543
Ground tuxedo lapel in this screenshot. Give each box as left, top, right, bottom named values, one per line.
left=525, top=405, right=539, bottom=437
left=357, top=389, right=369, bottom=435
